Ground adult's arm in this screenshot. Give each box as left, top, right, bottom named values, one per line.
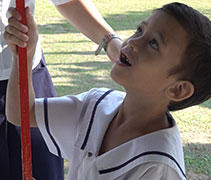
left=55, top=0, right=122, bottom=62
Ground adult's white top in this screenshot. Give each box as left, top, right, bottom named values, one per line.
left=0, top=0, right=71, bottom=80
left=35, top=88, right=187, bottom=180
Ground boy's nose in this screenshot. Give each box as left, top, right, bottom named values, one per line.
left=127, top=36, right=142, bottom=52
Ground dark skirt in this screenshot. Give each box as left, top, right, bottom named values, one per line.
left=0, top=54, right=64, bottom=180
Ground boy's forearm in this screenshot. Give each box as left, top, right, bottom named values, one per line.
left=6, top=55, right=37, bottom=127
left=55, top=0, right=115, bottom=44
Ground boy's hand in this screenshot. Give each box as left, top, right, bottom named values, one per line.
left=4, top=7, right=38, bottom=59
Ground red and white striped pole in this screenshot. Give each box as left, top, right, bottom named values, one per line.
left=15, top=0, right=33, bottom=179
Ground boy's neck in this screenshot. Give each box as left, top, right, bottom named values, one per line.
left=114, top=93, right=171, bottom=135
left=98, top=93, right=171, bottom=156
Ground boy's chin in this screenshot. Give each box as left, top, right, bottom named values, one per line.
left=110, top=70, right=124, bottom=87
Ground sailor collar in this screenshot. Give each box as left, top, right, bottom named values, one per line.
left=74, top=89, right=186, bottom=180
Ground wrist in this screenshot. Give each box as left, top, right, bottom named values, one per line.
left=106, top=38, right=122, bottom=63
left=95, top=34, right=121, bottom=56
left=106, top=38, right=122, bottom=51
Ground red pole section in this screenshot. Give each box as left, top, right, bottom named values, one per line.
left=15, top=0, right=33, bottom=180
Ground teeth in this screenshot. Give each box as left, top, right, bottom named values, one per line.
left=124, top=55, right=131, bottom=65
left=119, top=52, right=132, bottom=66
left=126, top=58, right=130, bottom=63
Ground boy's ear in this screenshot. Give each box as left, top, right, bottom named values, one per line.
left=165, top=81, right=194, bottom=102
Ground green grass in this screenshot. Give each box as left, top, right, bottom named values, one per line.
left=35, top=0, right=211, bottom=178
left=184, top=143, right=211, bottom=176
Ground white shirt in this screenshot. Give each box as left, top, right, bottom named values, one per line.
left=0, top=0, right=14, bottom=80
left=0, top=0, right=71, bottom=80
left=35, top=88, right=186, bottom=180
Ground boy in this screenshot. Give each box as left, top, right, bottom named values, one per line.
left=4, top=2, right=211, bottom=180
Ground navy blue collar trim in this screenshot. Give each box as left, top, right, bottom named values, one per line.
left=99, top=151, right=186, bottom=179
left=44, top=98, right=62, bottom=157
left=81, top=89, right=114, bottom=150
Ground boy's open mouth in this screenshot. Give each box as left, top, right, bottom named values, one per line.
left=118, top=52, right=132, bottom=66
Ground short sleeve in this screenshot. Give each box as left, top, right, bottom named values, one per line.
left=48, top=0, right=72, bottom=6
left=35, top=90, right=90, bottom=160
left=137, top=162, right=182, bottom=180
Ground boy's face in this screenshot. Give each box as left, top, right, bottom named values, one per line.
left=111, top=10, right=190, bottom=98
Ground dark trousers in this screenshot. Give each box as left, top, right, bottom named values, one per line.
left=0, top=55, right=64, bottom=180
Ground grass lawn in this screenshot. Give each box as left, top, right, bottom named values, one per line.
left=35, top=0, right=211, bottom=179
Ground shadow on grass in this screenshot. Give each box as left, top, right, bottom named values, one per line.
left=104, top=10, right=152, bottom=31
left=45, top=51, right=102, bottom=55
left=54, top=74, right=119, bottom=96
left=48, top=60, right=111, bottom=70
left=70, top=60, right=111, bottom=66
left=44, top=40, right=90, bottom=44
left=37, top=20, right=79, bottom=34
left=37, top=10, right=152, bottom=34
left=48, top=60, right=112, bottom=80
left=183, top=142, right=211, bottom=179
left=52, top=60, right=122, bottom=96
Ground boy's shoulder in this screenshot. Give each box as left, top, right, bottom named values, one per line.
left=84, top=87, right=126, bottom=104
left=88, top=87, right=125, bottom=97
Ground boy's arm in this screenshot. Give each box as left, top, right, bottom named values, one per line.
left=5, top=7, right=38, bottom=127
left=55, top=0, right=122, bottom=62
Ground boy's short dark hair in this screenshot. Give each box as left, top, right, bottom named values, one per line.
left=156, top=2, right=211, bottom=111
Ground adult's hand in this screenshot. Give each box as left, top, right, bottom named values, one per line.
left=106, top=38, right=122, bottom=63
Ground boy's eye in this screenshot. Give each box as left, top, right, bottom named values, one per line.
left=135, top=27, right=143, bottom=35
left=149, top=39, right=159, bottom=50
